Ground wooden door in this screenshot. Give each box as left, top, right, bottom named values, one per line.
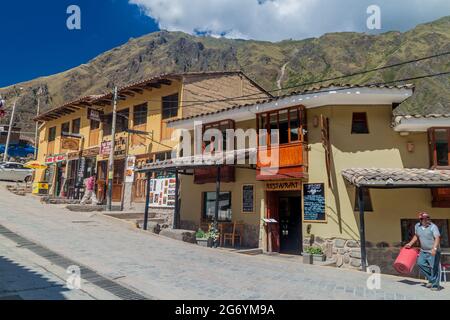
left=96, top=161, right=107, bottom=203
left=266, top=191, right=280, bottom=253
left=89, top=129, right=100, bottom=147
left=112, top=159, right=125, bottom=202
left=132, top=156, right=150, bottom=202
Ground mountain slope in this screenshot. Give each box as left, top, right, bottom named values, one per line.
left=1, top=16, right=449, bottom=137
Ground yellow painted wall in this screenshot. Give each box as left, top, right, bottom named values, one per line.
left=305, top=105, right=450, bottom=246
left=34, top=81, right=183, bottom=182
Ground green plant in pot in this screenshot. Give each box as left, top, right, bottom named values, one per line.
left=207, top=223, right=220, bottom=248
left=195, top=229, right=209, bottom=247
left=304, top=247, right=326, bottom=263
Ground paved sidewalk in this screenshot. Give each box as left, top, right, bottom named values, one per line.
left=0, top=183, right=448, bottom=300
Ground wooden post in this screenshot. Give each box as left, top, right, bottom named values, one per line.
left=358, top=187, right=367, bottom=272
left=173, top=170, right=180, bottom=229
left=143, top=172, right=152, bottom=231
left=214, top=166, right=221, bottom=225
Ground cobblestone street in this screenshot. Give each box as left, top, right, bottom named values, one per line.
left=0, top=182, right=448, bottom=300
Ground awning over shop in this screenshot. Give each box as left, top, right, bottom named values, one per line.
left=342, top=168, right=450, bottom=189
left=137, top=148, right=257, bottom=173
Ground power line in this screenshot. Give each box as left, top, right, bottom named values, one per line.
left=31, top=51, right=450, bottom=120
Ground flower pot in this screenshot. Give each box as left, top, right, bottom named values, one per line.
left=302, top=253, right=313, bottom=264
left=313, top=254, right=326, bottom=262
left=196, top=238, right=208, bottom=247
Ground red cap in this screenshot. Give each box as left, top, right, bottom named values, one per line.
left=419, top=212, right=430, bottom=220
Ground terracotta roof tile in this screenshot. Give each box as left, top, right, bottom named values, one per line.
left=342, top=168, right=450, bottom=188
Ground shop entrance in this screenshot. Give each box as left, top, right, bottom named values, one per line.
left=266, top=191, right=303, bottom=254
left=96, top=159, right=125, bottom=203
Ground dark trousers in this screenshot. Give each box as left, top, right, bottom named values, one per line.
left=417, top=251, right=441, bottom=288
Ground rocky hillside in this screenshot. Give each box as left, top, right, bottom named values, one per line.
left=1, top=16, right=449, bottom=138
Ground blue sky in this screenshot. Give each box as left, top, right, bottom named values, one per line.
left=1, top=0, right=449, bottom=88
left=0, top=0, right=158, bottom=87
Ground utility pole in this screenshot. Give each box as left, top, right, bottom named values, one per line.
left=3, top=97, right=19, bottom=162
left=34, top=88, right=42, bottom=160
left=107, top=86, right=118, bottom=211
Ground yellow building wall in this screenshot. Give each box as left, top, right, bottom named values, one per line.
left=34, top=81, right=183, bottom=182
left=305, top=105, right=450, bottom=246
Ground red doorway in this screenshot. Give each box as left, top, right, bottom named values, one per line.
left=266, top=191, right=303, bottom=254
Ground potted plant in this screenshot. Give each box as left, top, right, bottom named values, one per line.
left=195, top=229, right=209, bottom=247
left=207, top=223, right=220, bottom=248
left=304, top=247, right=326, bottom=263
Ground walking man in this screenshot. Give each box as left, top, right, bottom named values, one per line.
left=406, top=212, right=441, bottom=290
left=80, top=174, right=99, bottom=205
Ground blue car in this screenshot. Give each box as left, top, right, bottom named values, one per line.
left=0, top=143, right=36, bottom=158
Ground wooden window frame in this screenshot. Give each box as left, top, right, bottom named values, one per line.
left=133, top=103, right=148, bottom=127
left=202, top=119, right=235, bottom=153
left=72, top=118, right=81, bottom=134
left=61, top=122, right=70, bottom=136
left=202, top=191, right=232, bottom=222
left=48, top=126, right=57, bottom=142
left=161, top=93, right=179, bottom=121
left=256, top=106, right=306, bottom=147
left=351, top=112, right=369, bottom=134
left=428, top=127, right=450, bottom=169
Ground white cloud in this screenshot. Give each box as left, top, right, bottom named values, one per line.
left=129, top=0, right=450, bottom=41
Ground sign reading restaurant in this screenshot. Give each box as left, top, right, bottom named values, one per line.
left=265, top=180, right=302, bottom=192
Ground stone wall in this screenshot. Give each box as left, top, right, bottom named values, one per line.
left=149, top=207, right=174, bottom=228
left=304, top=235, right=362, bottom=270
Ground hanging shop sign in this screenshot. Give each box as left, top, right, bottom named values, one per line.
left=100, top=141, right=112, bottom=156
left=87, top=108, right=103, bottom=122
left=148, top=174, right=177, bottom=208
left=45, top=154, right=66, bottom=165
left=125, top=155, right=136, bottom=183
left=61, top=137, right=80, bottom=151
left=303, top=183, right=327, bottom=223
left=242, top=184, right=255, bottom=213
left=100, top=137, right=127, bottom=158
left=82, top=147, right=100, bottom=158
left=266, top=180, right=302, bottom=192
left=67, top=152, right=80, bottom=161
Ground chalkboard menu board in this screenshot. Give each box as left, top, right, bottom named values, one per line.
left=303, top=183, right=326, bottom=222
left=242, top=184, right=255, bottom=213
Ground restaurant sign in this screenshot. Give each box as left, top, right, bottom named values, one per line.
left=45, top=154, right=66, bottom=164
left=266, top=180, right=302, bottom=192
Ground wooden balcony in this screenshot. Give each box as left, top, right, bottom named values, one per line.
left=256, top=142, right=308, bottom=181
left=194, top=166, right=236, bottom=184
